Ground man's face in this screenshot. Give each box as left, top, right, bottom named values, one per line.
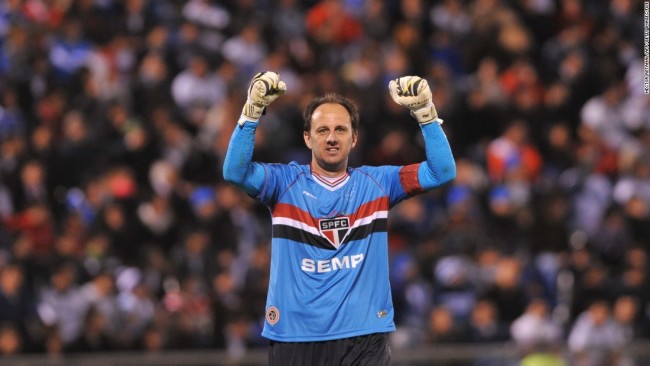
left=304, top=103, right=357, bottom=176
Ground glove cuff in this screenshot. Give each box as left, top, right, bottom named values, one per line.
left=410, top=102, right=439, bottom=125
left=241, top=100, right=265, bottom=123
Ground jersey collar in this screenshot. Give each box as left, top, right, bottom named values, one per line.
left=311, top=169, right=350, bottom=191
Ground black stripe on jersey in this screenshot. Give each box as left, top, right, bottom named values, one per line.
left=273, top=225, right=334, bottom=250
left=347, top=218, right=387, bottom=242
left=272, top=218, right=388, bottom=250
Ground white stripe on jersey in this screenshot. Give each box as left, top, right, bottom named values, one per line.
left=272, top=216, right=320, bottom=235
left=349, top=210, right=389, bottom=229
left=338, top=210, right=388, bottom=243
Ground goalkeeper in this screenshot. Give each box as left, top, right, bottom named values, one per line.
left=223, top=71, right=456, bottom=365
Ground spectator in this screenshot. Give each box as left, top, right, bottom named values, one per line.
left=221, top=24, right=267, bottom=77
left=0, top=323, right=22, bottom=355
left=434, top=255, right=478, bottom=321
left=390, top=252, right=434, bottom=348
left=564, top=127, right=617, bottom=237
left=181, top=0, right=230, bottom=39
left=486, top=119, right=543, bottom=184
left=537, top=120, right=575, bottom=181
left=425, top=305, right=466, bottom=344
left=487, top=258, right=528, bottom=318
left=136, top=194, right=178, bottom=252
left=131, top=51, right=175, bottom=120
left=270, top=0, right=307, bottom=44
left=170, top=54, right=227, bottom=126
left=614, top=154, right=650, bottom=245
left=48, top=18, right=93, bottom=83
left=580, top=81, right=634, bottom=152
left=117, top=280, right=156, bottom=345
left=612, top=295, right=640, bottom=343
left=466, top=298, right=509, bottom=343
left=78, top=272, right=119, bottom=339
left=0, top=25, right=34, bottom=87
left=37, top=262, right=86, bottom=346
left=91, top=201, right=145, bottom=266
left=510, top=298, right=563, bottom=355
left=0, top=264, right=37, bottom=348
left=437, top=159, right=489, bottom=256
left=4, top=203, right=56, bottom=275
left=55, top=110, right=98, bottom=188
left=529, top=191, right=571, bottom=302
left=86, top=34, right=137, bottom=103
left=0, top=87, right=26, bottom=142
left=67, top=306, right=114, bottom=353
left=170, top=229, right=214, bottom=281
left=211, top=270, right=242, bottom=349
left=305, top=0, right=363, bottom=68
left=452, top=57, right=506, bottom=156
left=10, top=160, right=51, bottom=212
left=591, top=206, right=631, bottom=269
left=163, top=275, right=212, bottom=349
left=138, top=324, right=167, bottom=352
left=429, top=0, right=471, bottom=43
left=568, top=299, right=628, bottom=366
left=0, top=177, right=13, bottom=221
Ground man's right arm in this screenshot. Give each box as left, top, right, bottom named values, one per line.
left=223, top=121, right=265, bottom=196
left=222, top=71, right=286, bottom=197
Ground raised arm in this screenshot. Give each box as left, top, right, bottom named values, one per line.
left=388, top=76, right=456, bottom=189
left=223, top=72, right=286, bottom=196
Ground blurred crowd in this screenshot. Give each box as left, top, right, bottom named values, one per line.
left=0, top=0, right=649, bottom=364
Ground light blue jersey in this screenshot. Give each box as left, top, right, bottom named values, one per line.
left=223, top=120, right=455, bottom=342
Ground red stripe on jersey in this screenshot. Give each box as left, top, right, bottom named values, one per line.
left=399, top=163, right=425, bottom=195
left=352, top=196, right=390, bottom=223
left=274, top=203, right=317, bottom=228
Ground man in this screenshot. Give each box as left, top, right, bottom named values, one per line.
left=223, top=71, right=456, bottom=365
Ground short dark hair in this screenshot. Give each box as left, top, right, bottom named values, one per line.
left=303, top=93, right=359, bottom=133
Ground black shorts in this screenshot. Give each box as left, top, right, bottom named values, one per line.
left=268, top=332, right=391, bottom=366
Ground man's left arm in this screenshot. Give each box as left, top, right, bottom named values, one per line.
left=389, top=76, right=456, bottom=192
left=416, top=122, right=456, bottom=190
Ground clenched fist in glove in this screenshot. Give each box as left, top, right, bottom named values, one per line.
left=388, top=76, right=441, bottom=125
left=241, top=71, right=287, bottom=124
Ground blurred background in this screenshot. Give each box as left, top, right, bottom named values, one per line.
left=0, top=0, right=649, bottom=365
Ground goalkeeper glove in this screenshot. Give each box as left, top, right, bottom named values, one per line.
left=388, top=76, right=441, bottom=125
left=240, top=71, right=287, bottom=124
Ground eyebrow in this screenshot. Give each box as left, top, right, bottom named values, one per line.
left=314, top=123, right=351, bottom=129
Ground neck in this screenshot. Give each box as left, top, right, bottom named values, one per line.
left=311, top=162, right=347, bottom=178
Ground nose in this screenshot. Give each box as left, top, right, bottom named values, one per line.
left=327, top=132, right=337, bottom=144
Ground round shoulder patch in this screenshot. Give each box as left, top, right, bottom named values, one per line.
left=266, top=306, right=280, bottom=325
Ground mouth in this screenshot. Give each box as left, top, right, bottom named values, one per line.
left=325, top=147, right=339, bottom=154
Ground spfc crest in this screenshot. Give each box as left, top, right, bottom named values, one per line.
left=318, top=217, right=350, bottom=248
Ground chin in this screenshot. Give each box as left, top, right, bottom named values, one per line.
left=325, top=158, right=344, bottom=167
left=316, top=160, right=340, bottom=171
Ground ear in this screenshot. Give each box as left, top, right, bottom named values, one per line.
left=351, top=131, right=358, bottom=149
left=303, top=131, right=312, bottom=149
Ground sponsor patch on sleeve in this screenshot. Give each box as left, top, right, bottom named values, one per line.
left=266, top=306, right=280, bottom=325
